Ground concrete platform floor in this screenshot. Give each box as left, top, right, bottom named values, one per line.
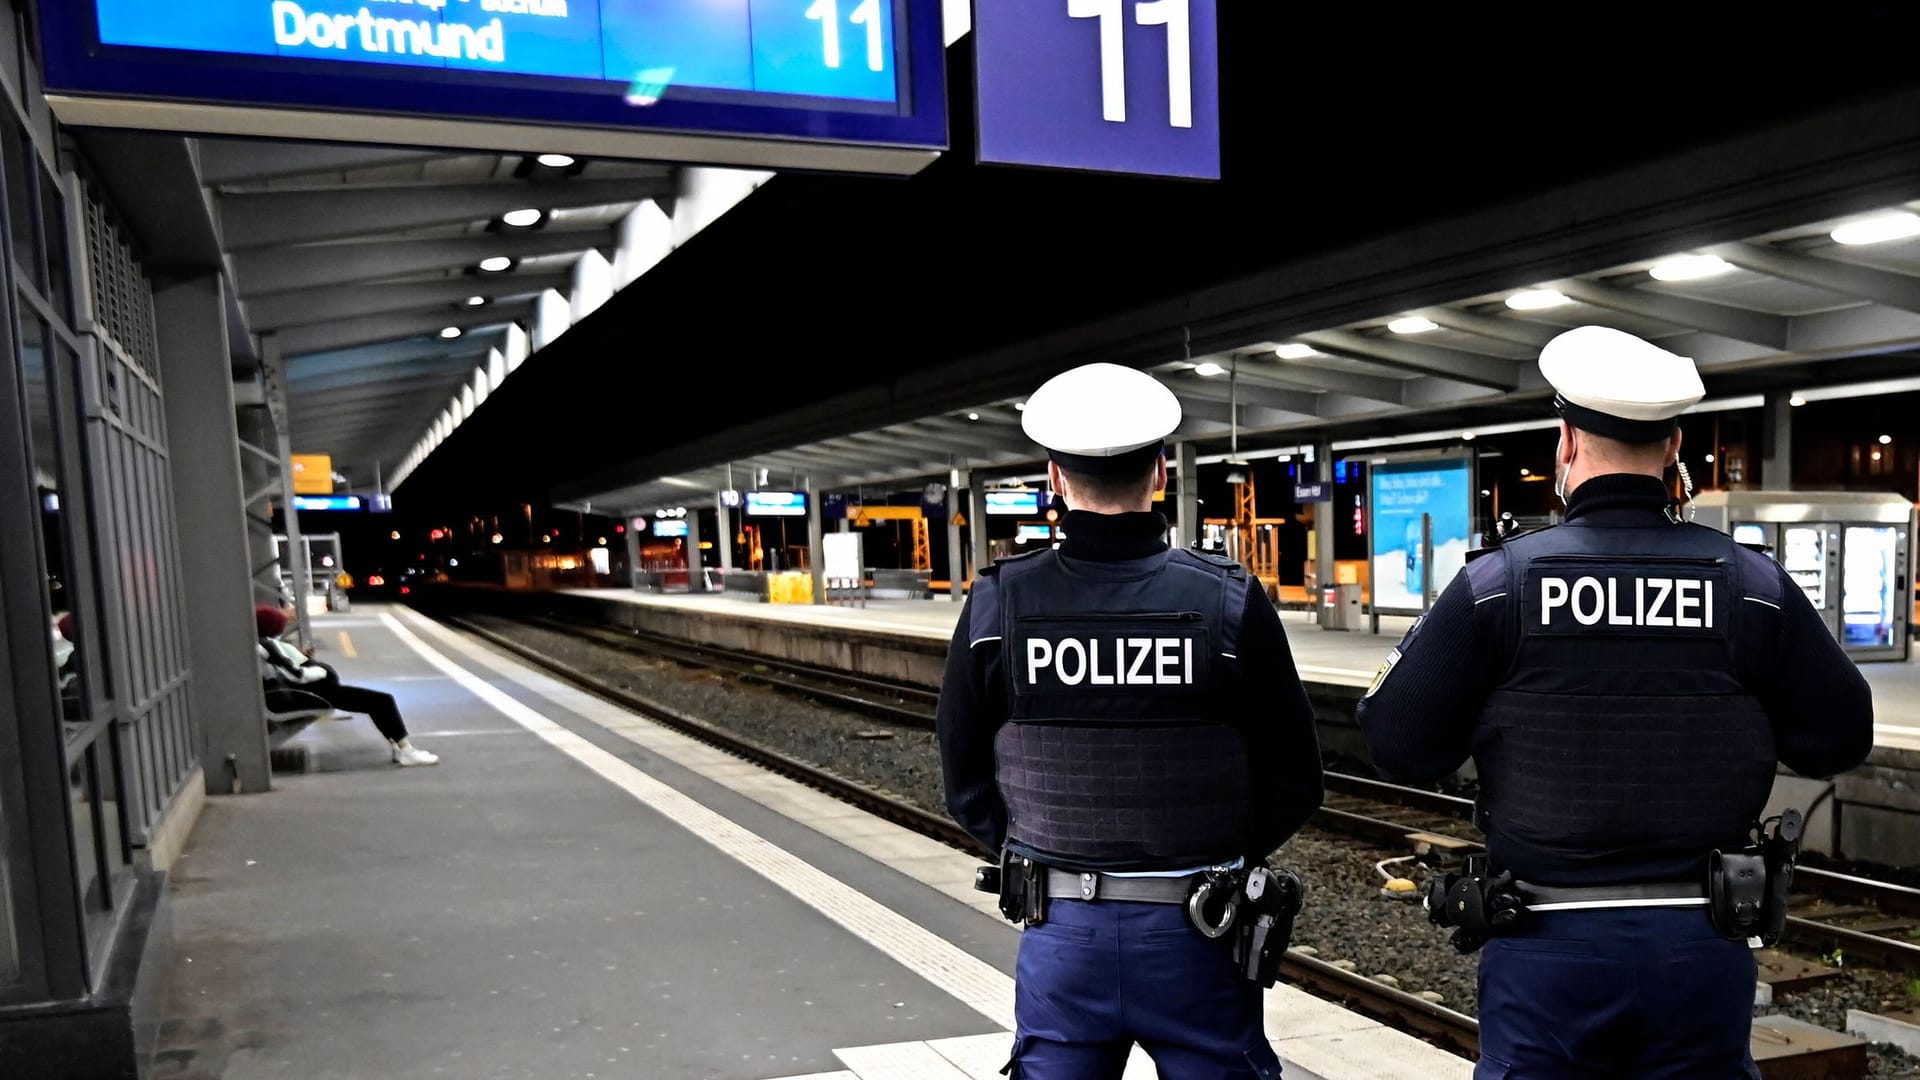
left=155, top=607, right=1466, bottom=1080
left=573, top=588, right=1920, bottom=749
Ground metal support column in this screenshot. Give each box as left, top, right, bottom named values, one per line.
left=1762, top=392, right=1793, bottom=491
left=684, top=505, right=706, bottom=593
left=806, top=478, right=826, bottom=605
left=968, top=479, right=990, bottom=579
left=155, top=274, right=272, bottom=795
left=624, top=518, right=643, bottom=589
left=946, top=468, right=967, bottom=601
left=1175, top=441, right=1199, bottom=549
left=1314, top=438, right=1335, bottom=607
left=259, top=337, right=313, bottom=646
left=714, top=495, right=734, bottom=572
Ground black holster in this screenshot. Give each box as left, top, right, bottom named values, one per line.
left=1231, top=866, right=1304, bottom=988
left=1425, top=854, right=1525, bottom=954
left=1708, top=809, right=1802, bottom=945
left=979, top=850, right=1048, bottom=926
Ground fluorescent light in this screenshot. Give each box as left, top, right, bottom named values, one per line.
left=1648, top=254, right=1734, bottom=282
left=1505, top=288, right=1571, bottom=311
left=479, top=256, right=513, bottom=273
left=967, top=412, right=981, bottom=421
left=1831, top=210, right=1920, bottom=246
left=1388, top=316, right=1438, bottom=335
left=439, top=326, right=463, bottom=339
left=1789, top=394, right=1807, bottom=407
left=1879, top=434, right=1893, bottom=445
left=1274, top=343, right=1316, bottom=360
left=536, top=153, right=576, bottom=168
left=465, top=296, right=486, bottom=307
left=1194, top=361, right=1226, bottom=377
left=502, top=208, right=544, bottom=228
left=1461, top=432, right=1476, bottom=441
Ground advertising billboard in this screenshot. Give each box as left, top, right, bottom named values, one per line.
left=42, top=1, right=947, bottom=173
left=1369, top=457, right=1472, bottom=612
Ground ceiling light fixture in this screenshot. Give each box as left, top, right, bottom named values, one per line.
left=465, top=296, right=486, bottom=307
left=1014, top=402, right=1026, bottom=411
left=536, top=153, right=576, bottom=168
left=1648, top=254, right=1734, bottom=282
left=1830, top=210, right=1920, bottom=246
left=1273, top=343, right=1315, bottom=360
left=1505, top=288, right=1572, bottom=311
left=439, top=326, right=463, bottom=339
left=1879, top=434, right=1894, bottom=445
left=1194, top=361, right=1226, bottom=377
left=478, top=256, right=513, bottom=273
left=1387, top=315, right=1438, bottom=335
left=501, top=207, right=544, bottom=228
left=966, top=412, right=981, bottom=421
left=1789, top=394, right=1807, bottom=407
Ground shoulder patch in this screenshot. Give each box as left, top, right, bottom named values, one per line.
left=1363, top=647, right=1402, bottom=699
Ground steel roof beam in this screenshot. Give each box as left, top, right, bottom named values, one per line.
left=248, top=273, right=571, bottom=332
left=842, top=427, right=1020, bottom=463
left=289, top=376, right=474, bottom=410
left=221, top=176, right=672, bottom=250
left=1410, top=305, right=1559, bottom=350
left=235, top=227, right=615, bottom=296
left=1230, top=358, right=1409, bottom=404
left=1550, top=277, right=1791, bottom=350
left=1165, top=375, right=1321, bottom=415
left=275, top=305, right=528, bottom=357
left=1297, top=330, right=1521, bottom=391
left=198, top=141, right=456, bottom=185
left=1708, top=241, right=1920, bottom=315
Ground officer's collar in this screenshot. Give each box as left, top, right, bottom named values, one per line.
left=1058, top=510, right=1169, bottom=561
left=1564, top=473, right=1673, bottom=523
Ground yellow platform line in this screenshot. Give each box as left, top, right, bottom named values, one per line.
left=338, top=631, right=357, bottom=658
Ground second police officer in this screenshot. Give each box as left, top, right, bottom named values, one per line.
left=1359, top=326, right=1875, bottom=1078
left=935, top=363, right=1325, bottom=1078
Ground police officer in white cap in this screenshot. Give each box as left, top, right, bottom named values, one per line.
left=935, top=362, right=1324, bottom=1078
left=1358, top=327, right=1873, bottom=1078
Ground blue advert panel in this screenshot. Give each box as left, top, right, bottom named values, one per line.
left=973, top=0, right=1219, bottom=179
left=1369, top=458, right=1473, bottom=612
left=42, top=0, right=945, bottom=173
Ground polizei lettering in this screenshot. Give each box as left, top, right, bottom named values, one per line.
left=1026, top=637, right=1194, bottom=687
left=1539, top=575, right=1715, bottom=629
left=273, top=2, right=507, bottom=62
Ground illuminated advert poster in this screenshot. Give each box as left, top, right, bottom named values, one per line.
left=92, top=0, right=902, bottom=103
left=1369, top=458, right=1472, bottom=611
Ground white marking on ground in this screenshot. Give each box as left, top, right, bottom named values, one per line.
left=381, top=611, right=1018, bottom=1030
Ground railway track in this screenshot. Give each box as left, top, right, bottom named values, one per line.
left=498, top=609, right=1920, bottom=972
left=439, top=611, right=1487, bottom=1057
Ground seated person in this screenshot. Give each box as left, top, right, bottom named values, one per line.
left=256, top=606, right=439, bottom=767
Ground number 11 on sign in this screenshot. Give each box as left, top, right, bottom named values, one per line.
left=806, top=0, right=886, bottom=72
left=1067, top=0, right=1193, bottom=128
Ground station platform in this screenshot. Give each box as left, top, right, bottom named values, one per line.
left=565, top=588, right=1920, bottom=752
left=154, top=606, right=1468, bottom=1080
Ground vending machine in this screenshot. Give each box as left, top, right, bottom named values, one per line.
left=1692, top=491, right=1914, bottom=661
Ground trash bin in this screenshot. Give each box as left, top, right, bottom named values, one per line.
left=768, top=571, right=815, bottom=605
left=1319, top=584, right=1362, bottom=631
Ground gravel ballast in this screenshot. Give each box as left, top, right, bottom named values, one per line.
left=467, top=613, right=1920, bottom=1077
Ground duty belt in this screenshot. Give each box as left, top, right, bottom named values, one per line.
left=1515, top=881, right=1707, bottom=913
left=1044, top=869, right=1196, bottom=904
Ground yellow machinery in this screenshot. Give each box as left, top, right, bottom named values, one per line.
left=847, top=504, right=932, bottom=572
left=1204, top=470, right=1283, bottom=590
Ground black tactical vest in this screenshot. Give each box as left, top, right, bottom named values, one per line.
left=971, top=547, right=1252, bottom=871
left=1480, top=523, right=1778, bottom=882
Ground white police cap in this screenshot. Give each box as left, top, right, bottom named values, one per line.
left=1539, top=326, right=1705, bottom=442
left=1021, top=362, right=1182, bottom=475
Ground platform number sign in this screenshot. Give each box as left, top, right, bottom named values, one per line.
left=975, top=0, right=1219, bottom=178
left=807, top=0, right=888, bottom=72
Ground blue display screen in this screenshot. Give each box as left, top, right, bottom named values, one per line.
left=293, top=495, right=363, bottom=511
left=90, top=0, right=900, bottom=102
left=984, top=490, right=1040, bottom=516
left=40, top=1, right=944, bottom=172
left=653, top=519, right=689, bottom=537
left=746, top=490, right=808, bottom=517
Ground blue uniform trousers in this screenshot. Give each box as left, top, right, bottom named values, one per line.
left=1475, top=908, right=1760, bottom=1079
left=1008, top=897, right=1283, bottom=1079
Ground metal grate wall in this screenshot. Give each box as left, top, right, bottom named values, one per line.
left=73, top=182, right=196, bottom=842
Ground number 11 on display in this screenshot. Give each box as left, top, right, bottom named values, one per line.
left=1067, top=0, right=1193, bottom=128
left=805, top=0, right=885, bottom=72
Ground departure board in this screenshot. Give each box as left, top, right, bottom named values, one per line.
left=40, top=1, right=946, bottom=174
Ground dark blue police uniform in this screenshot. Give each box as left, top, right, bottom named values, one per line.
left=1359, top=474, right=1875, bottom=1078
left=937, top=509, right=1324, bottom=1078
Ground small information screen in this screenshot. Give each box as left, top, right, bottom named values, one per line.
left=984, top=490, right=1040, bottom=516
left=746, top=490, right=809, bottom=517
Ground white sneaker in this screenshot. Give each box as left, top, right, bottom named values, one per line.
left=392, top=743, right=440, bottom=767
